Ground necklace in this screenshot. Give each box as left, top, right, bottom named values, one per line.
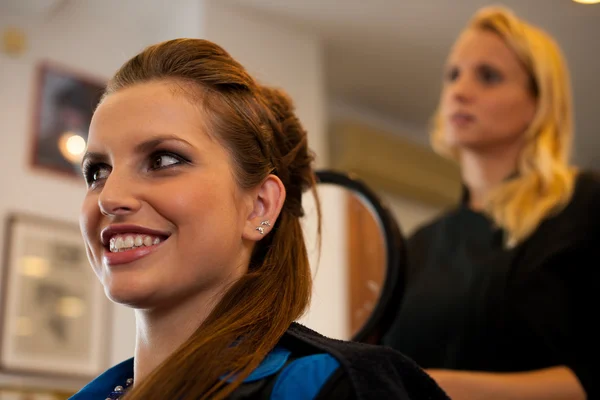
left=105, top=378, right=133, bottom=400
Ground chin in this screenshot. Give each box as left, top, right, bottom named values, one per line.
left=446, top=136, right=490, bottom=152
left=105, top=288, right=148, bottom=308
left=102, top=277, right=160, bottom=308
left=446, top=130, right=481, bottom=145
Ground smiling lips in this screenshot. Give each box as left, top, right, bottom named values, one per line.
left=100, top=224, right=170, bottom=266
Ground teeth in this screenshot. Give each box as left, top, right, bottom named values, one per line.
left=124, top=236, right=134, bottom=248
left=143, top=236, right=153, bottom=246
left=109, top=234, right=163, bottom=253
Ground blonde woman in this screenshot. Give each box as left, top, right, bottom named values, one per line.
left=383, top=6, right=598, bottom=400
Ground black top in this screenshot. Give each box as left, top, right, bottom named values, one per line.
left=382, top=171, right=600, bottom=398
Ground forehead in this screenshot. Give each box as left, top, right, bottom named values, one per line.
left=88, top=81, right=210, bottom=149
left=448, top=29, right=522, bottom=70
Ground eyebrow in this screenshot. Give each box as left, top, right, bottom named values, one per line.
left=81, top=134, right=194, bottom=168
left=133, top=134, right=194, bottom=153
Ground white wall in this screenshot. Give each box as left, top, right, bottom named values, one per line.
left=204, top=2, right=327, bottom=166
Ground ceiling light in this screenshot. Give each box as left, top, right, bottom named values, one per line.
left=573, top=0, right=600, bottom=3
left=58, top=131, right=86, bottom=164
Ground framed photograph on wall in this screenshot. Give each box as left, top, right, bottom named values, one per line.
left=0, top=386, right=73, bottom=400
left=30, top=62, right=105, bottom=178
left=0, top=214, right=109, bottom=378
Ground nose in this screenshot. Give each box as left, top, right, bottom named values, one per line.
left=98, top=170, right=142, bottom=217
left=448, top=74, right=476, bottom=104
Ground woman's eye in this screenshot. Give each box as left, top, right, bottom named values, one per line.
left=84, top=164, right=110, bottom=186
left=149, top=153, right=183, bottom=170
left=94, top=167, right=111, bottom=181
left=445, top=67, right=460, bottom=82
left=478, top=66, right=503, bottom=84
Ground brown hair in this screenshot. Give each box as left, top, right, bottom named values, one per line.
left=104, top=39, right=320, bottom=399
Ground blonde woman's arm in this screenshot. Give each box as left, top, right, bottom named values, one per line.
left=426, top=366, right=585, bottom=400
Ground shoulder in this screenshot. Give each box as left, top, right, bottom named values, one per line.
left=514, top=171, right=600, bottom=280
left=68, top=358, right=133, bottom=400
left=560, top=170, right=600, bottom=215
left=279, top=323, right=449, bottom=400
left=531, top=170, right=600, bottom=244
left=408, top=203, right=462, bottom=243
left=267, top=350, right=344, bottom=400
left=568, top=170, right=600, bottom=220
left=574, top=169, right=600, bottom=192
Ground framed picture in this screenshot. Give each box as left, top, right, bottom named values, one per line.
left=0, top=386, right=73, bottom=400
left=30, top=62, right=105, bottom=178
left=0, top=214, right=110, bottom=378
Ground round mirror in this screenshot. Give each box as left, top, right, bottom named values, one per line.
left=297, top=170, right=406, bottom=343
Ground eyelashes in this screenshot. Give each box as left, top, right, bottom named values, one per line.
left=82, top=150, right=190, bottom=188
left=82, top=162, right=109, bottom=186
left=148, top=152, right=187, bottom=171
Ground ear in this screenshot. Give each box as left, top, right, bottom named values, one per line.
left=242, top=174, right=286, bottom=241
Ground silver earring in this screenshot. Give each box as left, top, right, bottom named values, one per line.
left=256, top=220, right=270, bottom=235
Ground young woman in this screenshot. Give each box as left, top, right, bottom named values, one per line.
left=69, top=38, right=449, bottom=400
left=383, top=6, right=598, bottom=400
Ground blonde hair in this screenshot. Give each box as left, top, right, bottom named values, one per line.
left=431, top=6, right=576, bottom=246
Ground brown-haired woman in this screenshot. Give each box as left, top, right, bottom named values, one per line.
left=69, top=38, right=449, bottom=400
left=383, top=6, right=599, bottom=400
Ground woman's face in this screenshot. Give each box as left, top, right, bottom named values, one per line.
left=80, top=81, right=255, bottom=309
left=440, top=29, right=537, bottom=153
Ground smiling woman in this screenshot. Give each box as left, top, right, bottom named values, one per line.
left=69, top=38, right=449, bottom=400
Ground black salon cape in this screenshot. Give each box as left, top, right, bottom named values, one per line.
left=280, top=323, right=449, bottom=400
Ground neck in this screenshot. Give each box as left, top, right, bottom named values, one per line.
left=460, top=144, right=521, bottom=210
left=130, top=244, right=253, bottom=387
left=132, top=288, right=222, bottom=385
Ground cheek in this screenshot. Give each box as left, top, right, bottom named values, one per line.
left=79, top=196, right=103, bottom=276
left=440, top=88, right=452, bottom=112
left=164, top=184, right=244, bottom=281
left=484, top=92, right=536, bottom=131
left=520, top=97, right=537, bottom=127
left=80, top=196, right=99, bottom=245
left=158, top=180, right=242, bottom=235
